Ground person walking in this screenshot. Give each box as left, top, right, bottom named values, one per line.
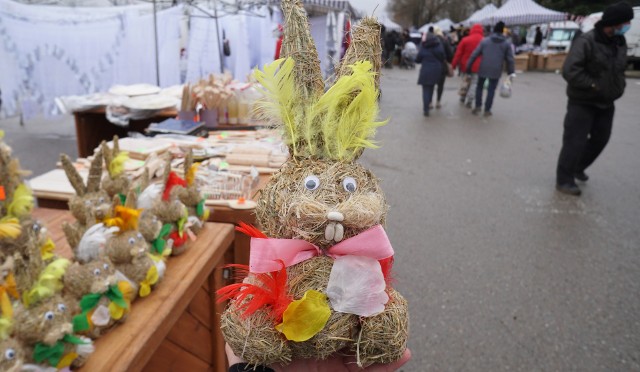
left=555, top=2, right=634, bottom=196
left=466, top=21, right=515, bottom=117
left=416, top=31, right=445, bottom=117
left=451, top=24, right=484, bottom=107
left=432, top=26, right=453, bottom=109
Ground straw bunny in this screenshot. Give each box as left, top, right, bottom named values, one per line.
left=103, top=192, right=162, bottom=299
left=60, top=152, right=111, bottom=250
left=219, top=3, right=407, bottom=368
left=176, top=150, right=209, bottom=235
left=100, top=136, right=131, bottom=198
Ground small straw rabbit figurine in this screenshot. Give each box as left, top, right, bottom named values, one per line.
left=100, top=136, right=131, bottom=198
left=60, top=152, right=112, bottom=250
left=219, top=1, right=408, bottom=368
left=176, top=150, right=209, bottom=235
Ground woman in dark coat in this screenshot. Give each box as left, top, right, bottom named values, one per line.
left=416, top=32, right=445, bottom=116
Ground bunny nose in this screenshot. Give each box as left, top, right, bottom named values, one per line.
left=327, top=211, right=344, bottom=222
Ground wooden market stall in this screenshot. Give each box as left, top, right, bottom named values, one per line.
left=33, top=208, right=236, bottom=372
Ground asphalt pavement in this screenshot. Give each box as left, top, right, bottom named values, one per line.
left=359, top=69, right=640, bottom=371
left=1, top=69, right=639, bottom=371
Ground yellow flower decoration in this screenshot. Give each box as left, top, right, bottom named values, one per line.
left=275, top=289, right=331, bottom=342
left=109, top=281, right=134, bottom=320
left=139, top=266, right=158, bottom=298
left=40, top=238, right=56, bottom=261
left=57, top=352, right=79, bottom=369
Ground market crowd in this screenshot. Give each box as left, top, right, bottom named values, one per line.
left=380, top=1, right=634, bottom=198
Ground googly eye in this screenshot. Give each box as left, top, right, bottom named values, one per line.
left=93, top=268, right=101, bottom=276
left=99, top=197, right=105, bottom=203
left=137, top=233, right=143, bottom=240
left=57, top=303, right=67, bottom=312
left=342, top=177, right=357, bottom=193
left=103, top=263, right=109, bottom=270
left=304, top=175, right=320, bottom=191
left=33, top=223, right=41, bottom=232
left=44, top=311, right=54, bottom=321
left=5, top=348, right=15, bottom=360
left=128, top=237, right=136, bottom=245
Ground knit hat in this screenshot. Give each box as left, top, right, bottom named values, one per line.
left=494, top=21, right=505, bottom=34
left=596, top=2, right=634, bottom=27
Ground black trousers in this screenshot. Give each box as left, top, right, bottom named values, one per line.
left=556, top=101, right=615, bottom=185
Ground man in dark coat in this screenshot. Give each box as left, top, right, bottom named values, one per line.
left=466, top=21, right=515, bottom=117
left=416, top=32, right=445, bottom=117
left=534, top=26, right=543, bottom=47
left=555, top=2, right=634, bottom=196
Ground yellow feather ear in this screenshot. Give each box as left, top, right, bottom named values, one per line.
left=7, top=183, right=34, bottom=219
left=253, top=58, right=303, bottom=157
left=109, top=152, right=129, bottom=178
left=186, top=164, right=198, bottom=187
left=312, top=61, right=386, bottom=161
left=0, top=218, right=21, bottom=239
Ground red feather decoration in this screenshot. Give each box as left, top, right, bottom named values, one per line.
left=379, top=256, right=394, bottom=287
left=163, top=172, right=187, bottom=201
left=216, top=260, right=291, bottom=322
left=168, top=231, right=188, bottom=247
left=235, top=221, right=267, bottom=238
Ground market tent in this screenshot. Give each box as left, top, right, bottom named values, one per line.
left=464, top=4, right=497, bottom=25
left=418, top=23, right=433, bottom=33
left=378, top=13, right=402, bottom=31
left=479, top=0, right=566, bottom=26
left=435, top=18, right=454, bottom=31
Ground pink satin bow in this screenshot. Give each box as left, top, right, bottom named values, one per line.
left=249, top=225, right=394, bottom=273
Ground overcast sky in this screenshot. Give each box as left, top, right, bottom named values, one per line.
left=349, top=0, right=389, bottom=17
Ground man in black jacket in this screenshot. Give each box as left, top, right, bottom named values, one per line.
left=555, top=2, right=634, bottom=196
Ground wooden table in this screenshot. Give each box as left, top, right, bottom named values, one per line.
left=34, top=174, right=271, bottom=266
left=74, top=108, right=177, bottom=158
left=32, top=208, right=236, bottom=372
left=73, top=107, right=268, bottom=158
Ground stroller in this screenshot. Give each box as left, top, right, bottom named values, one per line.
left=400, top=42, right=417, bottom=69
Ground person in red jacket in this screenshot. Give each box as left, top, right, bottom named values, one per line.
left=451, top=24, right=484, bottom=107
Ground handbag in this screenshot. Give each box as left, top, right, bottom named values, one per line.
left=446, top=62, right=454, bottom=78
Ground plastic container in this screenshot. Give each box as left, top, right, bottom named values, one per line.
left=226, top=91, right=239, bottom=125
left=201, top=109, right=218, bottom=128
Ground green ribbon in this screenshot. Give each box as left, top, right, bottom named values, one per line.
left=196, top=199, right=206, bottom=217
left=151, top=223, right=173, bottom=254
left=177, top=210, right=188, bottom=237
left=34, top=334, right=87, bottom=366
left=73, top=285, right=126, bottom=332
left=117, top=193, right=127, bottom=205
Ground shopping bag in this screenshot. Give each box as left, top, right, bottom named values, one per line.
left=499, top=76, right=513, bottom=98
left=458, top=75, right=471, bottom=96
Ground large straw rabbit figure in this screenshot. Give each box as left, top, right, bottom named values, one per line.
left=219, top=1, right=408, bottom=368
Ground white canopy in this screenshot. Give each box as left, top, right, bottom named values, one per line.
left=435, top=18, right=454, bottom=31
left=378, top=13, right=402, bottom=31
left=418, top=18, right=454, bottom=34
left=418, top=23, right=433, bottom=33
left=464, top=4, right=498, bottom=25
left=479, top=0, right=566, bottom=26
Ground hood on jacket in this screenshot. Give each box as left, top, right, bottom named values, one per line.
left=470, top=24, right=483, bottom=36
left=422, top=33, right=441, bottom=48
left=490, top=33, right=507, bottom=43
